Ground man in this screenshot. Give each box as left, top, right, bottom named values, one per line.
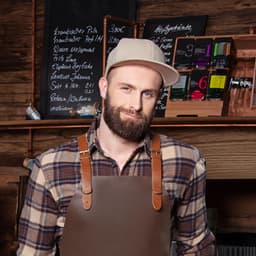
left=17, top=38, right=215, bottom=255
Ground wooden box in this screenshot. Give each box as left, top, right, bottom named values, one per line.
left=166, top=33, right=256, bottom=117
left=165, top=99, right=223, bottom=117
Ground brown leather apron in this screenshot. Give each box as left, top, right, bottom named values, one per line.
left=59, top=134, right=171, bottom=256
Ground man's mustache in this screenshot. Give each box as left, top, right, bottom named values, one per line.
left=119, top=107, right=144, bottom=119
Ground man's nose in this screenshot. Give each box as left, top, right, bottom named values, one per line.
left=129, top=93, right=142, bottom=112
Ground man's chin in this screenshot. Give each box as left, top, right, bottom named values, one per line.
left=122, top=119, right=144, bottom=129
left=116, top=130, right=145, bottom=142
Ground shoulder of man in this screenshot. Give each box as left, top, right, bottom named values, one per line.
left=27, top=138, right=81, bottom=187
left=158, top=133, right=203, bottom=162
left=158, top=133, right=206, bottom=194
left=36, top=138, right=79, bottom=166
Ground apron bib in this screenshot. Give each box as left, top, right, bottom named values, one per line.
left=60, top=134, right=171, bottom=256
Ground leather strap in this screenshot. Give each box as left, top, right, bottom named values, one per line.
left=77, top=133, right=162, bottom=211
left=77, top=134, right=92, bottom=210
left=151, top=134, right=162, bottom=211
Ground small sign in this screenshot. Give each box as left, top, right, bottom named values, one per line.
left=170, top=74, right=189, bottom=100
left=189, top=70, right=209, bottom=100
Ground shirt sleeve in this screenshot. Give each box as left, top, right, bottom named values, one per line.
left=175, top=158, right=216, bottom=256
left=17, top=159, right=61, bottom=256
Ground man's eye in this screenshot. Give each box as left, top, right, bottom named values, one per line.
left=143, top=91, right=155, bottom=98
left=121, top=86, right=131, bottom=91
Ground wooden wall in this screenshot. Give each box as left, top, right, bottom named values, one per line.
left=1, top=0, right=256, bottom=121
left=137, top=0, right=256, bottom=34
left=1, top=0, right=31, bottom=120
left=1, top=0, right=256, bottom=255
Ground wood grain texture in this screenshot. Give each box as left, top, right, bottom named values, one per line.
left=154, top=126, right=256, bottom=179
left=0, top=183, right=19, bottom=255
left=0, top=1, right=256, bottom=253
left=1, top=0, right=256, bottom=120
left=207, top=180, right=256, bottom=232
left=137, top=0, right=256, bottom=35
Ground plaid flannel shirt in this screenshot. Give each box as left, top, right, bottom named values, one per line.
left=17, top=121, right=215, bottom=255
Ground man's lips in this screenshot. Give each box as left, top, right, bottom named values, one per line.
left=121, top=110, right=142, bottom=120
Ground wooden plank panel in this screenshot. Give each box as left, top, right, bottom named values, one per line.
left=0, top=183, right=18, bottom=238
left=0, top=1, right=31, bottom=77
left=0, top=71, right=31, bottom=83
left=0, top=84, right=31, bottom=94
left=207, top=180, right=256, bottom=232
left=1, top=1, right=256, bottom=253
left=32, top=128, right=86, bottom=156
left=0, top=183, right=19, bottom=255
left=0, top=94, right=31, bottom=104
left=155, top=126, right=256, bottom=179
left=0, top=130, right=28, bottom=158
left=137, top=0, right=256, bottom=35
left=0, top=105, right=27, bottom=120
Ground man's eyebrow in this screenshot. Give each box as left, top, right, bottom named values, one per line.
left=118, top=82, right=135, bottom=88
left=118, top=82, right=160, bottom=93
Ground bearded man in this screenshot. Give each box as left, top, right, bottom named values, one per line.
left=17, top=38, right=215, bottom=256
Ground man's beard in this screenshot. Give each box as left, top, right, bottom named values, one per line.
left=103, top=94, right=154, bottom=142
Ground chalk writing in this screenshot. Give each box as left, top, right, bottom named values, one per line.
left=48, top=25, right=102, bottom=114
left=46, top=22, right=133, bottom=116
left=40, top=0, right=137, bottom=119
left=106, top=22, right=133, bottom=55
left=153, top=24, right=193, bottom=35
left=143, top=16, right=208, bottom=116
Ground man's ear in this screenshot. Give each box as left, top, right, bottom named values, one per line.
left=98, top=77, right=108, bottom=99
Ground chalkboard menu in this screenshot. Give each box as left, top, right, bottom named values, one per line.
left=143, top=16, right=208, bottom=65
left=40, top=0, right=136, bottom=119
left=102, top=15, right=137, bottom=75
left=143, top=16, right=207, bottom=116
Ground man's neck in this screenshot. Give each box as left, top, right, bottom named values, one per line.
left=96, top=116, right=142, bottom=171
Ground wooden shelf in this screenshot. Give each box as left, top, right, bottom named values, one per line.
left=0, top=118, right=92, bottom=130
left=1, top=117, right=256, bottom=180
left=234, top=36, right=256, bottom=58
left=2, top=116, right=256, bottom=130
left=165, top=100, right=224, bottom=117
left=171, top=33, right=256, bottom=117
